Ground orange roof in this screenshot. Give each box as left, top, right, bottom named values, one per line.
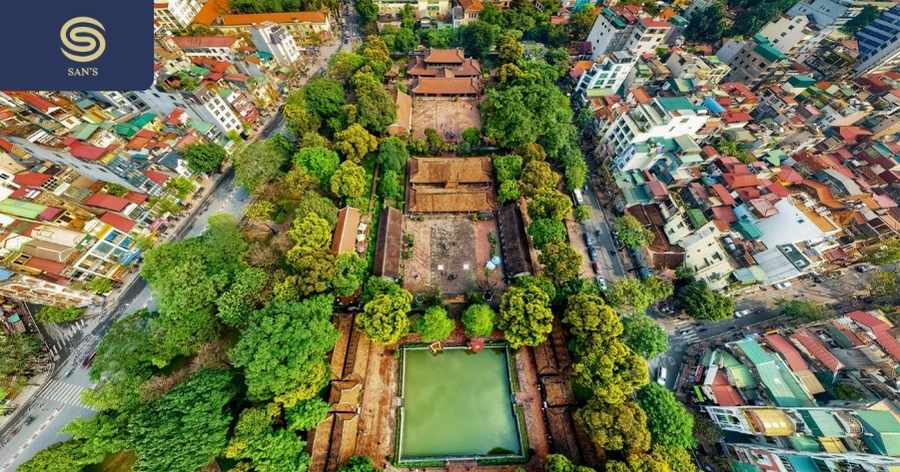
left=192, top=0, right=230, bottom=25
left=765, top=334, right=809, bottom=372
left=172, top=35, right=239, bottom=49
left=24, top=256, right=66, bottom=276
left=413, top=77, right=479, bottom=95
left=791, top=329, right=842, bottom=374
left=459, top=0, right=483, bottom=12
left=13, top=172, right=51, bottom=188
left=425, top=49, right=466, bottom=64
left=220, top=11, right=327, bottom=26
left=100, top=212, right=136, bottom=233
left=331, top=207, right=361, bottom=255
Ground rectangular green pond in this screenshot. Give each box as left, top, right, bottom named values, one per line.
left=397, top=344, right=524, bottom=463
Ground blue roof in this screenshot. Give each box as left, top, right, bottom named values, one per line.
left=704, top=96, right=726, bottom=115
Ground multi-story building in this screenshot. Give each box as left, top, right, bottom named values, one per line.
left=251, top=23, right=301, bottom=67
left=665, top=50, right=731, bottom=87
left=725, top=34, right=788, bottom=89
left=136, top=85, right=243, bottom=135
left=375, top=0, right=452, bottom=20
left=854, top=5, right=900, bottom=76
left=598, top=97, right=709, bottom=171
left=574, top=51, right=636, bottom=102
left=673, top=221, right=734, bottom=290
left=758, top=14, right=815, bottom=56
left=586, top=6, right=671, bottom=60
left=201, top=11, right=332, bottom=43
left=155, top=0, right=208, bottom=32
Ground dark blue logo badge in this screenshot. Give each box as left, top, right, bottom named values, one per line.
left=0, top=0, right=154, bottom=90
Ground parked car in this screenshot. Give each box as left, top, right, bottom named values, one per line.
left=594, top=275, right=608, bottom=290
left=24, top=415, right=36, bottom=426
left=773, top=281, right=793, bottom=289
left=588, top=247, right=600, bottom=261
left=656, top=367, right=668, bottom=386
left=734, top=309, right=752, bottom=318
left=856, top=264, right=873, bottom=273
left=583, top=232, right=597, bottom=247
left=81, top=351, right=96, bottom=368
left=591, top=261, right=602, bottom=274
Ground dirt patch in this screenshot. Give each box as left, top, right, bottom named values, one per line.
left=411, top=98, right=481, bottom=142
left=403, top=216, right=504, bottom=296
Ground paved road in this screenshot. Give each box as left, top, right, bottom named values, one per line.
left=579, top=180, right=627, bottom=282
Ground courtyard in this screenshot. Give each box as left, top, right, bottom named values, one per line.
left=397, top=344, right=526, bottom=464
left=412, top=98, right=481, bottom=142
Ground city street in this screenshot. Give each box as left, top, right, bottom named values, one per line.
left=578, top=180, right=627, bottom=282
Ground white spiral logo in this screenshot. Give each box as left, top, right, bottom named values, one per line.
left=60, top=16, right=106, bottom=63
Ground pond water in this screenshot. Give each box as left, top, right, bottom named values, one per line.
left=399, top=346, right=522, bottom=461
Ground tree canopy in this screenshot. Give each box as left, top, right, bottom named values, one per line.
left=528, top=218, right=567, bottom=249
left=614, top=215, right=654, bottom=249
left=415, top=305, right=455, bottom=342
left=358, top=281, right=412, bottom=344
left=677, top=280, right=734, bottom=321
left=182, top=143, right=226, bottom=174
left=539, top=242, right=582, bottom=286
left=636, top=383, right=696, bottom=449
left=462, top=303, right=496, bottom=338
left=235, top=137, right=291, bottom=191
left=498, top=283, right=554, bottom=348
left=294, top=146, right=341, bottom=188
left=621, top=314, right=669, bottom=359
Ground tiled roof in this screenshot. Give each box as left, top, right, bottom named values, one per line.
left=331, top=207, right=361, bottom=255
left=219, top=11, right=328, bottom=26
left=13, top=172, right=50, bottom=188
left=143, top=169, right=169, bottom=185
left=764, top=334, right=808, bottom=372
left=424, top=49, right=466, bottom=64
left=848, top=310, right=891, bottom=333
left=723, top=110, right=752, bottom=124
left=69, top=141, right=109, bottom=161
left=172, top=36, right=239, bottom=49
left=412, top=77, right=480, bottom=95
left=100, top=212, right=136, bottom=233
left=84, top=192, right=130, bottom=211
left=24, top=256, right=65, bottom=275
left=790, top=329, right=842, bottom=374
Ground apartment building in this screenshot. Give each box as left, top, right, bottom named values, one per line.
left=171, top=35, right=244, bottom=61
left=376, top=0, right=452, bottom=19
left=665, top=50, right=731, bottom=87
left=758, top=15, right=815, bottom=56
left=155, top=0, right=208, bottom=32
left=586, top=6, right=671, bottom=60
left=201, top=11, right=332, bottom=43
left=574, top=51, right=636, bottom=102
left=854, top=5, right=900, bottom=76
left=251, top=23, right=301, bottom=67
left=599, top=96, right=709, bottom=171
left=725, top=35, right=788, bottom=89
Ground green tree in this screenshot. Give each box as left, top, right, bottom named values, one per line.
left=572, top=340, right=649, bottom=404
left=284, top=253, right=337, bottom=297
left=230, top=297, right=337, bottom=401
left=288, top=213, right=333, bottom=255
left=295, top=192, right=340, bottom=227
left=481, top=80, right=576, bottom=156
left=574, top=205, right=591, bottom=223
left=622, top=314, right=669, bottom=359
left=18, top=440, right=91, bottom=472
left=636, top=383, right=696, bottom=449
left=574, top=400, right=652, bottom=452
left=333, top=253, right=367, bottom=298
left=235, top=138, right=290, bottom=191
left=377, top=137, right=409, bottom=173
left=544, top=454, right=575, bottom=472
left=86, top=276, right=114, bottom=294
left=415, top=305, right=455, bottom=342
left=614, top=215, right=654, bottom=248
left=36, top=305, right=82, bottom=324
left=286, top=398, right=331, bottom=431
left=359, top=286, right=413, bottom=344
left=355, top=0, right=378, bottom=25
left=334, top=123, right=378, bottom=163
left=685, top=4, right=725, bottom=42
left=330, top=160, right=368, bottom=206
left=338, top=456, right=380, bottom=472
left=776, top=299, right=833, bottom=322
left=678, top=280, right=734, bottom=321
left=304, top=77, right=346, bottom=121
left=183, top=142, right=226, bottom=174
left=498, top=31, right=524, bottom=63
left=0, top=332, right=40, bottom=379
left=294, top=146, right=341, bottom=188
left=842, top=5, right=879, bottom=34
left=462, top=303, right=496, bottom=337
left=285, top=92, right=322, bottom=137
left=539, top=242, right=582, bottom=285
left=606, top=276, right=672, bottom=312
left=379, top=169, right=401, bottom=199
left=528, top=218, right=567, bottom=248
left=520, top=160, right=560, bottom=197
left=329, top=52, right=366, bottom=82
left=351, top=71, right=396, bottom=133
left=528, top=189, right=573, bottom=221
left=224, top=407, right=309, bottom=472
left=498, top=180, right=521, bottom=204
left=865, top=237, right=900, bottom=265
left=216, top=267, right=270, bottom=328
left=493, top=154, right=523, bottom=183
left=498, top=283, right=553, bottom=348
left=461, top=21, right=501, bottom=58
left=126, top=369, right=237, bottom=472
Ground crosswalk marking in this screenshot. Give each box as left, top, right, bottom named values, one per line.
left=38, top=381, right=89, bottom=408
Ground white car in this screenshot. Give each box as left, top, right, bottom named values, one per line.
left=773, top=281, right=792, bottom=290
left=734, top=309, right=752, bottom=318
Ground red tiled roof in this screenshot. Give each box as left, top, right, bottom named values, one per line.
left=84, top=192, right=130, bottom=211
left=791, top=329, right=843, bottom=374
left=413, top=77, right=480, bottom=95
left=777, top=165, right=803, bottom=185
left=632, top=87, right=652, bottom=104
left=425, top=48, right=466, bottom=64
left=723, top=110, right=752, bottom=124
left=459, top=0, right=483, bottom=12
left=167, top=108, right=187, bottom=125
left=219, top=11, right=328, bottom=26
left=838, top=126, right=872, bottom=145
left=100, top=212, right=136, bottom=233
left=9, top=92, right=56, bottom=113
left=710, top=206, right=736, bottom=223
left=710, top=384, right=744, bottom=406
left=639, top=17, right=670, bottom=28
left=765, top=334, right=809, bottom=372
left=0, top=138, right=13, bottom=152
left=875, top=333, right=900, bottom=362
left=69, top=141, right=109, bottom=161
left=13, top=172, right=50, bottom=188
left=723, top=173, right=760, bottom=189
left=766, top=181, right=790, bottom=198
left=124, top=191, right=148, bottom=204
left=24, top=256, right=65, bottom=275
left=331, top=207, right=361, bottom=255
left=848, top=311, right=891, bottom=333
left=143, top=170, right=169, bottom=185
